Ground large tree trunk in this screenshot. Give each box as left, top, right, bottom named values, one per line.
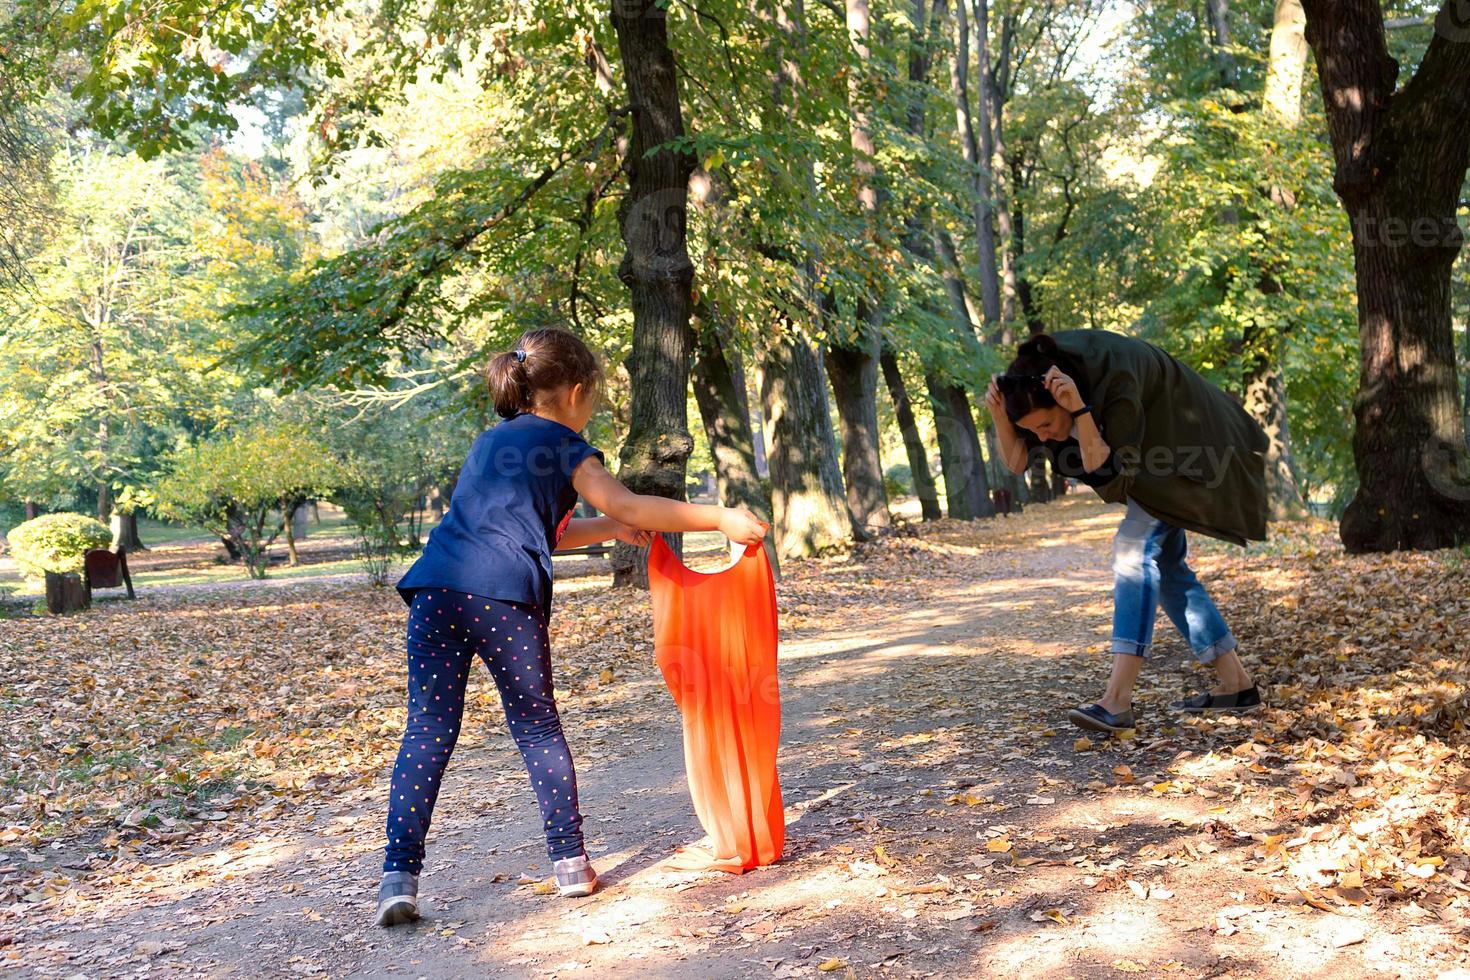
left=756, top=0, right=856, bottom=559
left=691, top=316, right=780, bottom=575
left=1301, top=0, right=1470, bottom=551
left=1205, top=0, right=1240, bottom=89
left=926, top=373, right=991, bottom=519
left=24, top=501, right=40, bottom=520
left=90, top=339, right=111, bottom=523
left=609, top=0, right=698, bottom=586
left=1244, top=335, right=1307, bottom=520
left=951, top=0, right=1001, bottom=326
left=904, top=0, right=991, bottom=522
left=825, top=345, right=889, bottom=534
left=1244, top=0, right=1310, bottom=521
left=761, top=333, right=854, bottom=559
left=111, top=511, right=144, bottom=552
left=880, top=349, right=942, bottom=521
left=827, top=0, right=892, bottom=535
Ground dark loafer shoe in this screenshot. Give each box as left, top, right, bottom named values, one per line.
left=1067, top=703, right=1137, bottom=734
left=1170, top=684, right=1263, bottom=714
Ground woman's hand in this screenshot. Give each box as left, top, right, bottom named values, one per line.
left=718, top=506, right=768, bottom=547
left=985, top=374, right=1005, bottom=416
left=1044, top=366, right=1084, bottom=413
left=611, top=522, right=654, bottom=548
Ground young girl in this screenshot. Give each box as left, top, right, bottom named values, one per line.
left=377, top=328, right=767, bottom=926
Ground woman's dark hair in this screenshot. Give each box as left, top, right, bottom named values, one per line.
left=485, top=328, right=603, bottom=419
left=1000, top=333, right=1087, bottom=423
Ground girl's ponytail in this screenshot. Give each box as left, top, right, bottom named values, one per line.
left=486, top=349, right=535, bottom=419
left=485, top=328, right=603, bottom=420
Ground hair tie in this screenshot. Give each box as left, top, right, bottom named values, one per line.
left=514, top=348, right=527, bottom=363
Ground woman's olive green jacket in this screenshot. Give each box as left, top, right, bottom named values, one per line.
left=1052, top=330, right=1269, bottom=545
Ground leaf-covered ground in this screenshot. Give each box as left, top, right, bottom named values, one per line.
left=3, top=495, right=1469, bottom=978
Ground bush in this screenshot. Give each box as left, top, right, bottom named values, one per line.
left=884, top=463, right=914, bottom=500
left=8, top=513, right=112, bottom=578
left=154, top=424, right=346, bottom=579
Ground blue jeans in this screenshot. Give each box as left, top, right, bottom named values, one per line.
left=1111, top=500, right=1236, bottom=662
left=383, top=590, right=584, bottom=874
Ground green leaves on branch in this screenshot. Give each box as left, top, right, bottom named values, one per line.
left=153, top=424, right=346, bottom=578
left=7, top=513, right=113, bottom=578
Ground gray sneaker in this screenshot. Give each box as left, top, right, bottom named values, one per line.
left=376, top=871, right=420, bottom=926
left=553, top=855, right=598, bottom=897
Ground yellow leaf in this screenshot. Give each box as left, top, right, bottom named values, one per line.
left=986, top=838, right=1013, bottom=853
left=1074, top=737, right=1094, bottom=752
left=818, top=958, right=847, bottom=972
left=1045, top=908, right=1069, bottom=924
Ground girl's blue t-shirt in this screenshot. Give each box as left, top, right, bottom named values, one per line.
left=396, top=413, right=604, bottom=617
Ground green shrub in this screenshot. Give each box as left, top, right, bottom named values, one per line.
left=8, top=513, right=112, bottom=577
left=884, top=464, right=914, bottom=500
left=154, top=424, right=346, bottom=579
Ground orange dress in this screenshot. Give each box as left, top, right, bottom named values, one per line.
left=648, top=535, right=783, bottom=872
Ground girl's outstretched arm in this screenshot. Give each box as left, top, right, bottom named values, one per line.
left=555, top=517, right=653, bottom=551
left=572, top=457, right=767, bottom=545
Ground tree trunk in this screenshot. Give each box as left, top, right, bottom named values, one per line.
left=692, top=317, right=780, bottom=575
left=761, top=334, right=854, bottom=559
left=825, top=345, right=889, bottom=534
left=755, top=0, right=855, bottom=559
left=24, top=501, right=40, bottom=520
left=966, top=0, right=1003, bottom=328
left=1009, top=149, right=1045, bottom=336
left=609, top=0, right=698, bottom=586
left=1243, top=0, right=1309, bottom=521
left=1205, top=0, right=1240, bottom=89
left=816, top=0, right=891, bottom=535
left=1302, top=0, right=1470, bottom=551
left=1264, top=0, right=1308, bottom=126
left=1027, top=453, right=1052, bottom=503
left=284, top=501, right=301, bottom=566
left=111, top=511, right=145, bottom=552
left=1244, top=339, right=1307, bottom=519
left=45, top=571, right=89, bottom=614
left=925, top=374, right=992, bottom=520
left=880, top=349, right=942, bottom=521
left=90, top=338, right=112, bottom=524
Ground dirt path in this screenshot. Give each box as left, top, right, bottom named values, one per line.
left=10, top=497, right=1467, bottom=978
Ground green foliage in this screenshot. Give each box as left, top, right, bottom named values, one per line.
left=8, top=512, right=112, bottom=577
left=883, top=463, right=913, bottom=500
left=154, top=423, right=346, bottom=578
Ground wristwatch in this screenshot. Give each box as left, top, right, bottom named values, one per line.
left=1070, top=405, right=1092, bottom=419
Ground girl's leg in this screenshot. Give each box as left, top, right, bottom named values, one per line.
left=471, top=600, right=585, bottom=861
left=1098, top=501, right=1169, bottom=714
left=383, top=590, right=476, bottom=874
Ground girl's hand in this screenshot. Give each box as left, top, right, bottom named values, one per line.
left=612, top=522, right=654, bottom=548
left=985, top=374, right=1005, bottom=415
left=1044, top=366, right=1084, bottom=413
left=718, top=506, right=768, bottom=546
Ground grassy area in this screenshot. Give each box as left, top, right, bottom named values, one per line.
left=129, top=555, right=406, bottom=589
left=133, top=515, right=215, bottom=546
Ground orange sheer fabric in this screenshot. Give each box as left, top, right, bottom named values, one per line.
left=648, top=535, right=783, bottom=873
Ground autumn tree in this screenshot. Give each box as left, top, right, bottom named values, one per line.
left=1301, top=0, right=1470, bottom=550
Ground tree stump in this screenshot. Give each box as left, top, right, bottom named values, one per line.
left=44, top=571, right=90, bottom=614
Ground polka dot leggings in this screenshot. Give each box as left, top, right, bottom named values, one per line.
left=383, top=589, right=584, bottom=874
